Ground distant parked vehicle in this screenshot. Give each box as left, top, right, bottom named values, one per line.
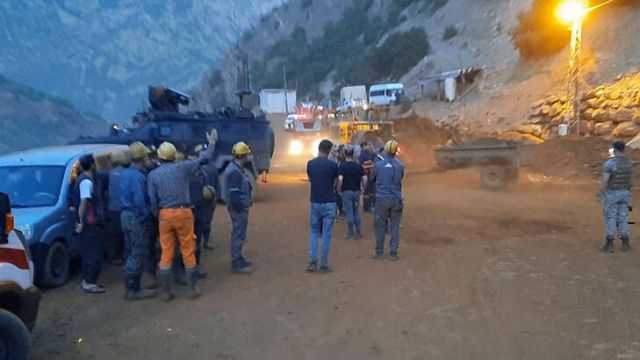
left=0, top=144, right=127, bottom=287
left=369, top=83, right=405, bottom=106
left=338, top=85, right=368, bottom=112
left=0, top=192, right=41, bottom=359
left=284, top=114, right=298, bottom=131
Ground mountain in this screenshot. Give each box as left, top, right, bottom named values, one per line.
left=0, top=75, right=105, bottom=154
left=0, top=0, right=286, bottom=122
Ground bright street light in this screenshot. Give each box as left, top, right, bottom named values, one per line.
left=556, top=0, right=588, bottom=25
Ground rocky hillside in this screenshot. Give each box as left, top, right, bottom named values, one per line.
left=0, top=0, right=285, bottom=121
left=0, top=75, right=105, bottom=154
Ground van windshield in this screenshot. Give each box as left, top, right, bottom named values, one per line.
left=0, top=166, right=66, bottom=207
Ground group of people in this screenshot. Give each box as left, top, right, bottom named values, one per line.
left=70, top=130, right=406, bottom=301
left=306, top=138, right=405, bottom=272
left=72, top=130, right=257, bottom=301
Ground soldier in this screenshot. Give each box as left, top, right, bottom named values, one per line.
left=223, top=142, right=254, bottom=275
left=599, top=141, right=634, bottom=253
left=372, top=140, right=405, bottom=261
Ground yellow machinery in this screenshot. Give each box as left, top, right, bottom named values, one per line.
left=328, top=109, right=394, bottom=146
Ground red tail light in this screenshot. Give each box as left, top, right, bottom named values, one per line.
left=0, top=248, right=29, bottom=270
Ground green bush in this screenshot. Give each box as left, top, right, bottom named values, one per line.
left=442, top=25, right=458, bottom=40
left=510, top=0, right=571, bottom=59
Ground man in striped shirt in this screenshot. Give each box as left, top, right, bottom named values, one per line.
left=147, top=130, right=217, bottom=301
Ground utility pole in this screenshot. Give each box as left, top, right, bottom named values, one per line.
left=283, top=64, right=289, bottom=114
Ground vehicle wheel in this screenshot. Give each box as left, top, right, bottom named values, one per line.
left=0, top=309, right=30, bottom=360
left=42, top=241, right=69, bottom=288
left=481, top=166, right=506, bottom=189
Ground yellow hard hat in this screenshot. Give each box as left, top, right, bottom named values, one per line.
left=384, top=140, right=399, bottom=155
left=202, top=185, right=216, bottom=202
left=232, top=141, right=252, bottom=156
left=129, top=141, right=151, bottom=162
left=110, top=151, right=131, bottom=166
left=157, top=142, right=178, bottom=161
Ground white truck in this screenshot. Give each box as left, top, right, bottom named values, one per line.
left=338, top=85, right=368, bottom=112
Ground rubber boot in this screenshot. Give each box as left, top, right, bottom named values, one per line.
left=158, top=269, right=174, bottom=302
left=185, top=268, right=201, bottom=300
left=124, top=275, right=156, bottom=301
left=123, top=274, right=137, bottom=300
left=143, top=272, right=159, bottom=290
left=622, top=237, right=631, bottom=252
left=601, top=237, right=615, bottom=253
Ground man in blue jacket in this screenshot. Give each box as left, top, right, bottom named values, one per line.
left=372, top=140, right=405, bottom=261
left=224, top=142, right=254, bottom=275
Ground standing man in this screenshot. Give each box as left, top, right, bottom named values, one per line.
left=119, top=142, right=156, bottom=301
left=147, top=130, right=217, bottom=301
left=359, top=142, right=375, bottom=212
left=372, top=140, right=405, bottom=261
left=73, top=154, right=106, bottom=294
left=189, top=162, right=215, bottom=277
left=306, top=139, right=338, bottom=273
left=599, top=140, right=634, bottom=253
left=223, top=142, right=254, bottom=275
left=338, top=145, right=367, bottom=239
left=106, top=151, right=131, bottom=266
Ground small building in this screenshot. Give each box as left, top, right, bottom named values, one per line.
left=259, top=89, right=297, bottom=114
left=419, top=68, right=483, bottom=102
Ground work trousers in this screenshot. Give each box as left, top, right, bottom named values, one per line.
left=342, top=191, right=362, bottom=234
left=79, top=224, right=103, bottom=284
left=363, top=181, right=375, bottom=212
left=121, top=211, right=150, bottom=277
left=309, top=202, right=337, bottom=266
left=374, top=197, right=403, bottom=256
left=194, top=204, right=215, bottom=263
left=228, top=208, right=249, bottom=269
left=604, top=189, right=631, bottom=238
left=158, top=208, right=196, bottom=269
left=106, top=210, right=125, bottom=262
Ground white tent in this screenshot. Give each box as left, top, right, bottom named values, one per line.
left=259, top=89, right=296, bottom=114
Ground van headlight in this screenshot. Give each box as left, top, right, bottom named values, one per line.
left=15, top=223, right=33, bottom=241
left=289, top=140, right=304, bottom=156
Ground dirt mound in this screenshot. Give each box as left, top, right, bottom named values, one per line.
left=392, top=113, right=459, bottom=171
left=524, top=136, right=640, bottom=181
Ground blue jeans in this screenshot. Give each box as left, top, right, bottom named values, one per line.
left=374, top=197, right=403, bottom=255
left=342, top=191, right=361, bottom=234
left=309, top=202, right=337, bottom=266
left=121, top=211, right=150, bottom=277
left=228, top=208, right=249, bottom=269
left=604, top=189, right=631, bottom=238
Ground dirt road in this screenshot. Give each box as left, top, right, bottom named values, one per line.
left=31, top=126, right=640, bottom=360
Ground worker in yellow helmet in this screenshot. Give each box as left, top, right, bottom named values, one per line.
left=147, top=130, right=218, bottom=301
left=372, top=139, right=405, bottom=261
left=223, top=141, right=254, bottom=275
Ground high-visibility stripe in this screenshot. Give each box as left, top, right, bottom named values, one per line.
left=0, top=248, right=29, bottom=270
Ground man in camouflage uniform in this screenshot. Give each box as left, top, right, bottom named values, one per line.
left=599, top=141, right=634, bottom=253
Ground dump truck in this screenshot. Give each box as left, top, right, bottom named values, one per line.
left=434, top=139, right=521, bottom=189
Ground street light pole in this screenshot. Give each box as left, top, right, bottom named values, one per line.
left=565, top=17, right=583, bottom=135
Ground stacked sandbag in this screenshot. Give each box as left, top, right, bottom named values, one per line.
left=521, top=72, right=640, bottom=140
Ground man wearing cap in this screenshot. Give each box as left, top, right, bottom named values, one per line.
left=147, top=130, right=217, bottom=301
left=599, top=140, right=634, bottom=253
left=372, top=140, right=405, bottom=261
left=223, top=141, right=254, bottom=275
left=119, top=142, right=157, bottom=301
left=105, top=151, right=131, bottom=266
left=73, top=154, right=106, bottom=294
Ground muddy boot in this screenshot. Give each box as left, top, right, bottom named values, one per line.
left=124, top=275, right=156, bottom=301
left=622, top=237, right=631, bottom=252
left=601, top=237, right=615, bottom=253
left=185, top=268, right=201, bottom=300
left=196, top=266, right=208, bottom=279
left=143, top=272, right=159, bottom=290
left=158, top=269, right=174, bottom=302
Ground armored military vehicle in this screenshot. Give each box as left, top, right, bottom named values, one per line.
left=70, top=86, right=275, bottom=194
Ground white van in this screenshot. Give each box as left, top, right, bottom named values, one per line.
left=369, top=83, right=405, bottom=106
